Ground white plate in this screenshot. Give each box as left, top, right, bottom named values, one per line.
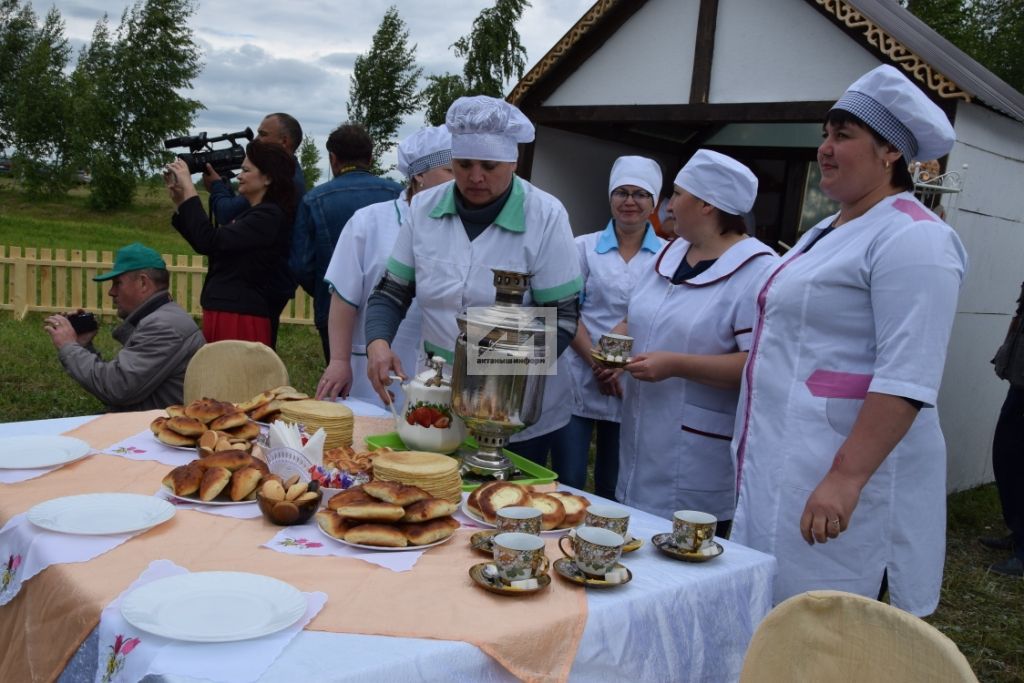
left=121, top=571, right=306, bottom=642
left=0, top=435, right=91, bottom=469
left=28, top=493, right=175, bottom=535
left=150, top=433, right=197, bottom=452
left=459, top=499, right=570, bottom=535
left=162, top=486, right=257, bottom=506
left=315, top=524, right=456, bottom=551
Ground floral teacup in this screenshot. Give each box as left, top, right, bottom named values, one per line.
left=558, top=526, right=624, bottom=578
left=492, top=532, right=549, bottom=584
left=496, top=506, right=543, bottom=535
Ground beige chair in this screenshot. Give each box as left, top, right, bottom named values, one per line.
left=739, top=590, right=977, bottom=683
left=183, top=340, right=289, bottom=404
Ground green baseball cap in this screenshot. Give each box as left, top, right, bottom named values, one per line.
left=93, top=242, right=167, bottom=281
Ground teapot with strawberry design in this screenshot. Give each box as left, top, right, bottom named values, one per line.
left=396, top=356, right=467, bottom=454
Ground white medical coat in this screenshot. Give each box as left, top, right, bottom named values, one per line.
left=386, top=177, right=583, bottom=440
left=616, top=237, right=778, bottom=521
left=324, top=198, right=422, bottom=408
left=560, top=221, right=665, bottom=422
left=731, top=193, right=967, bottom=616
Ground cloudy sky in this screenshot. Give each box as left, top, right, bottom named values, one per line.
left=50, top=0, right=596, bottom=179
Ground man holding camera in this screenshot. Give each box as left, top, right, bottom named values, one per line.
left=44, top=243, right=205, bottom=412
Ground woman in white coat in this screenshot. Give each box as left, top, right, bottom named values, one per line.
left=731, top=65, right=967, bottom=616
left=314, top=126, right=452, bottom=408
left=615, top=150, right=779, bottom=528
left=550, top=156, right=666, bottom=499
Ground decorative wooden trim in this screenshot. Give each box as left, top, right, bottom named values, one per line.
left=814, top=0, right=969, bottom=101
left=689, top=0, right=720, bottom=104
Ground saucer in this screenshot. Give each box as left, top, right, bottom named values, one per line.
left=553, top=557, right=632, bottom=587
left=470, top=530, right=498, bottom=555
left=590, top=349, right=631, bottom=369
left=469, top=563, right=550, bottom=596
left=565, top=528, right=643, bottom=553
left=651, top=533, right=724, bottom=562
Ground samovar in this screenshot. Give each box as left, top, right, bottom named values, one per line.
left=451, top=270, right=548, bottom=480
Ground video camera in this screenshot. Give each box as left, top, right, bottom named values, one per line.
left=164, top=127, right=254, bottom=178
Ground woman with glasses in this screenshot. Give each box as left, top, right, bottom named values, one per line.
left=549, top=157, right=666, bottom=499
left=612, top=150, right=778, bottom=528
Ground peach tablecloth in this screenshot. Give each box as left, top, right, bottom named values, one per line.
left=0, top=412, right=586, bottom=683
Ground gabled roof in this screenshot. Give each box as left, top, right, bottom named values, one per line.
left=509, top=0, right=1024, bottom=123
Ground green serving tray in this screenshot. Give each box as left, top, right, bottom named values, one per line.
left=364, top=431, right=558, bottom=491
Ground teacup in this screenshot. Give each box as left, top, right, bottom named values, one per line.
left=598, top=333, right=633, bottom=360
left=672, top=510, right=717, bottom=553
left=558, top=526, right=624, bottom=578
left=492, top=532, right=549, bottom=584
left=496, top=506, right=543, bottom=535
left=584, top=504, right=630, bottom=538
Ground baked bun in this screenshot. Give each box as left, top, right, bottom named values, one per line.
left=150, top=416, right=167, bottom=435
left=236, top=390, right=274, bottom=413
left=209, top=410, right=248, bottom=431
left=249, top=400, right=283, bottom=422
left=165, top=416, right=206, bottom=437
left=230, top=466, right=263, bottom=501
left=400, top=498, right=458, bottom=522
left=197, top=430, right=220, bottom=450
left=363, top=480, right=431, bottom=506
left=198, top=450, right=252, bottom=472
left=157, top=425, right=197, bottom=447
left=467, top=485, right=484, bottom=516
left=165, top=404, right=186, bottom=418
left=199, top=466, right=232, bottom=501
left=399, top=516, right=460, bottom=545
left=247, top=456, right=270, bottom=475
left=344, top=523, right=408, bottom=547
left=315, top=510, right=355, bottom=539
left=327, top=486, right=376, bottom=510
left=528, top=493, right=566, bottom=530
left=225, top=420, right=260, bottom=441
left=549, top=492, right=590, bottom=527
left=163, top=462, right=203, bottom=497
left=184, top=398, right=227, bottom=423
left=332, top=500, right=406, bottom=522
left=478, top=482, right=530, bottom=523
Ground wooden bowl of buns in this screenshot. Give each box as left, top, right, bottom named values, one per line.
left=256, top=478, right=322, bottom=526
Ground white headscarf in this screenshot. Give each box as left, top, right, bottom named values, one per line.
left=674, top=149, right=758, bottom=215
left=608, top=156, right=662, bottom=199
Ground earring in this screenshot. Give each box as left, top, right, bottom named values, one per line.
left=884, top=161, right=891, bottom=170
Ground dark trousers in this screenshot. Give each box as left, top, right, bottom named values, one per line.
left=316, top=324, right=331, bottom=365
left=992, top=384, right=1024, bottom=559
left=549, top=415, right=620, bottom=500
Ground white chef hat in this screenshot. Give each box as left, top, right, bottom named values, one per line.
left=831, top=64, right=955, bottom=162
left=674, top=149, right=758, bottom=215
left=397, top=125, right=452, bottom=178
left=446, top=96, right=535, bottom=162
left=608, top=156, right=662, bottom=200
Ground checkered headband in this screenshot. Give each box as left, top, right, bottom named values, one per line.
left=832, top=90, right=918, bottom=161
left=407, top=149, right=452, bottom=178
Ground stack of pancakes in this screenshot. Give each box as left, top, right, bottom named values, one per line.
left=279, top=399, right=354, bottom=449
left=371, top=451, right=462, bottom=504
left=316, top=480, right=460, bottom=547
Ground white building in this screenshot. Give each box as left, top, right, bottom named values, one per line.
left=510, top=0, right=1024, bottom=491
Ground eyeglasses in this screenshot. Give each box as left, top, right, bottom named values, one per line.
left=611, top=189, right=654, bottom=202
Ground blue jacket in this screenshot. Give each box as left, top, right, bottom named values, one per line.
left=290, top=169, right=402, bottom=327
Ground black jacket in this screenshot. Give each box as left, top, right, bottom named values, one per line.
left=173, top=195, right=291, bottom=317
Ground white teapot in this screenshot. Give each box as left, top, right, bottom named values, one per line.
left=396, top=357, right=467, bottom=454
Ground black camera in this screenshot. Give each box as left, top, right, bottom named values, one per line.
left=64, top=311, right=98, bottom=334
left=164, top=127, right=254, bottom=178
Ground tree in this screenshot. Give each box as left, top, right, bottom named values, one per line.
left=420, top=0, right=532, bottom=125
left=73, top=0, right=203, bottom=209
left=298, top=135, right=322, bottom=190
left=347, top=6, right=423, bottom=172
left=0, top=0, right=37, bottom=153
left=9, top=7, right=74, bottom=197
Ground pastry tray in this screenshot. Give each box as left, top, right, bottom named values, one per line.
left=363, top=432, right=558, bottom=491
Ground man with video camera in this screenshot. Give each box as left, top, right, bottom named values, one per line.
left=43, top=243, right=205, bottom=412
left=201, top=112, right=306, bottom=346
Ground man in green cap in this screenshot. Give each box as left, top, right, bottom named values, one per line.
left=44, top=243, right=205, bottom=411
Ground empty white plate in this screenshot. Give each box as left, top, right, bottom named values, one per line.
left=0, top=435, right=91, bottom=469
left=121, top=571, right=307, bottom=642
left=27, top=493, right=175, bottom=535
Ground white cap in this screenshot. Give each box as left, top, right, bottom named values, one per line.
left=831, top=64, right=955, bottom=162
left=608, top=156, right=662, bottom=199
left=674, top=149, right=758, bottom=215
left=446, top=96, right=535, bottom=162
left=397, top=125, right=452, bottom=178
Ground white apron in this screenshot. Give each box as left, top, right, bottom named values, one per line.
left=387, top=177, right=583, bottom=440
left=731, top=193, right=967, bottom=616
left=559, top=221, right=665, bottom=422
left=616, top=237, right=778, bottom=521
left=324, top=199, right=422, bottom=409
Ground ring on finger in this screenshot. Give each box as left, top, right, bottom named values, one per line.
left=829, top=519, right=841, bottom=529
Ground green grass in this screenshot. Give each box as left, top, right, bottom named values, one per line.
left=1, top=182, right=1022, bottom=680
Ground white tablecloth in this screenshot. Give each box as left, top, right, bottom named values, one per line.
left=3, top=416, right=776, bottom=683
